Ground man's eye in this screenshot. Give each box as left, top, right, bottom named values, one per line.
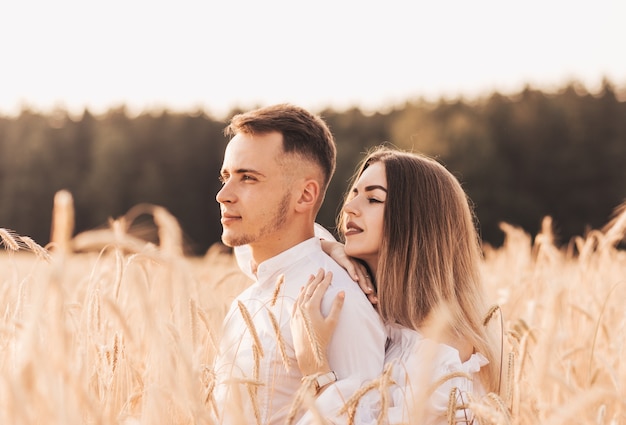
left=218, top=175, right=227, bottom=184
left=242, top=175, right=256, bottom=182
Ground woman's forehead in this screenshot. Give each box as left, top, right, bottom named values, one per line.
left=357, top=161, right=386, bottom=186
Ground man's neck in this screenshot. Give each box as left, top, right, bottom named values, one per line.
left=249, top=227, right=315, bottom=266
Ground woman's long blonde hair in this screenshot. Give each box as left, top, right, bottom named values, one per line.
left=339, top=146, right=501, bottom=392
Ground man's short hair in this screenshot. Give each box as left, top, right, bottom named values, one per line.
left=224, top=103, right=336, bottom=192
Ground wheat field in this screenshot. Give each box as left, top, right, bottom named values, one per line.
left=1, top=192, right=625, bottom=424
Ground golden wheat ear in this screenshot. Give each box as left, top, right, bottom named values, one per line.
left=0, top=228, right=21, bottom=251
left=298, top=304, right=325, bottom=368
left=0, top=229, right=50, bottom=260
left=270, top=274, right=285, bottom=307
left=50, top=189, right=75, bottom=254
left=20, top=236, right=52, bottom=262
left=267, top=309, right=290, bottom=372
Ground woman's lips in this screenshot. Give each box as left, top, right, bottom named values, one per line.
left=344, top=221, right=363, bottom=236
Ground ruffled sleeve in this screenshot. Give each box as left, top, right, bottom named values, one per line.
left=402, top=330, right=489, bottom=425
left=308, top=325, right=489, bottom=425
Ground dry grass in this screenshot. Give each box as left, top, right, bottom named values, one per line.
left=0, top=193, right=625, bottom=424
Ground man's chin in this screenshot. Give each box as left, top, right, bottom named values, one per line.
left=221, top=234, right=250, bottom=248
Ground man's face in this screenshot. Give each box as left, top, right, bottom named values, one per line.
left=216, top=131, right=292, bottom=248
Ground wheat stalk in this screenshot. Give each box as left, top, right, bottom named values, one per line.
left=448, top=387, right=460, bottom=425
left=377, top=363, right=395, bottom=424
left=426, top=371, right=473, bottom=399
left=447, top=387, right=476, bottom=425
left=237, top=301, right=264, bottom=358
left=237, top=301, right=264, bottom=398
left=246, top=382, right=262, bottom=425
left=0, top=228, right=20, bottom=251
left=102, top=296, right=135, bottom=343
left=601, top=202, right=626, bottom=248
left=196, top=307, right=219, bottom=355
left=113, top=248, right=124, bottom=300
left=189, top=298, right=198, bottom=349
left=253, top=343, right=261, bottom=391
left=298, top=304, right=325, bottom=368
left=483, top=392, right=511, bottom=424
left=153, top=205, right=183, bottom=257
left=339, top=365, right=396, bottom=424
left=50, top=189, right=75, bottom=254
left=270, top=274, right=285, bottom=307
left=504, top=352, right=515, bottom=411
left=286, top=378, right=313, bottom=425
left=112, top=332, right=121, bottom=374
left=20, top=236, right=52, bottom=261
left=267, top=309, right=290, bottom=372
left=483, top=305, right=501, bottom=326
left=468, top=399, right=509, bottom=425
left=286, top=373, right=327, bottom=425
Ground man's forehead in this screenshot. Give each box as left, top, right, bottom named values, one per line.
left=221, top=135, right=282, bottom=173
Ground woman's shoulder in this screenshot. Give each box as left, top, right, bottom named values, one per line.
left=417, top=337, right=488, bottom=374
left=386, top=324, right=488, bottom=375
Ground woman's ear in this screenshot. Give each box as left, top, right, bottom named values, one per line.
left=295, top=179, right=320, bottom=212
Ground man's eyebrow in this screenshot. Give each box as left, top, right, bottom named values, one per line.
left=364, top=185, right=387, bottom=193
left=232, top=168, right=266, bottom=177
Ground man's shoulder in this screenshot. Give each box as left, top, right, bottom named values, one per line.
left=314, top=253, right=376, bottom=304
left=311, top=250, right=358, bottom=286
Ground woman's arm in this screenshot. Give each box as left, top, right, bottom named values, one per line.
left=320, top=239, right=378, bottom=305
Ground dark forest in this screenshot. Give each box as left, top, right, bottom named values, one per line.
left=1, top=80, right=624, bottom=255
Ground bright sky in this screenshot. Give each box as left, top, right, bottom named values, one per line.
left=1, top=0, right=625, bottom=119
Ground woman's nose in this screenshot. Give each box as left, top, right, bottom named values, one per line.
left=343, top=198, right=359, bottom=216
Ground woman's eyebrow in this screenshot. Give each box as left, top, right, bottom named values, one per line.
left=364, top=185, right=388, bottom=193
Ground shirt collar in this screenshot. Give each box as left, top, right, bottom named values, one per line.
left=234, top=224, right=336, bottom=280
left=255, top=237, right=321, bottom=285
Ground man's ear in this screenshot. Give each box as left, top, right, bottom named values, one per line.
left=295, top=179, right=320, bottom=212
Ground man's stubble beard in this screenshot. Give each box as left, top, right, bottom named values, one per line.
left=221, top=191, right=291, bottom=248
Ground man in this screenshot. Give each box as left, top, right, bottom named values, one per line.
left=212, top=104, right=386, bottom=424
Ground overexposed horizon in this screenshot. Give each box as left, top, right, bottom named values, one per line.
left=1, top=0, right=625, bottom=119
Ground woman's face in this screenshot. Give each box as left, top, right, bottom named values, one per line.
left=342, top=161, right=387, bottom=274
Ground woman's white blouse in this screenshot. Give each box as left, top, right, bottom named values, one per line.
left=348, top=322, right=488, bottom=425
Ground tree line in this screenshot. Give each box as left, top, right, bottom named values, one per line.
left=1, top=80, right=624, bottom=255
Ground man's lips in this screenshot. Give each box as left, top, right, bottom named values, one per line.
left=220, top=213, right=241, bottom=225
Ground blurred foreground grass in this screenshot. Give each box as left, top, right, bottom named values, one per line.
left=0, top=196, right=625, bottom=424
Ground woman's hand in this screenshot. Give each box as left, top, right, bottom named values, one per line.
left=320, top=239, right=378, bottom=305
left=290, top=269, right=345, bottom=376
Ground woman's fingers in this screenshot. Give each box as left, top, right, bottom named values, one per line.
left=353, top=269, right=378, bottom=305
left=294, top=273, right=317, bottom=313
left=324, top=291, right=345, bottom=332
left=340, top=260, right=359, bottom=282
left=355, top=269, right=372, bottom=294
left=308, top=271, right=332, bottom=304
left=303, top=270, right=325, bottom=298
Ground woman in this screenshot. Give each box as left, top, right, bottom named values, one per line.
left=290, top=146, right=501, bottom=424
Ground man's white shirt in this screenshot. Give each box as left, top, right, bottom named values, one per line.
left=213, top=237, right=386, bottom=424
